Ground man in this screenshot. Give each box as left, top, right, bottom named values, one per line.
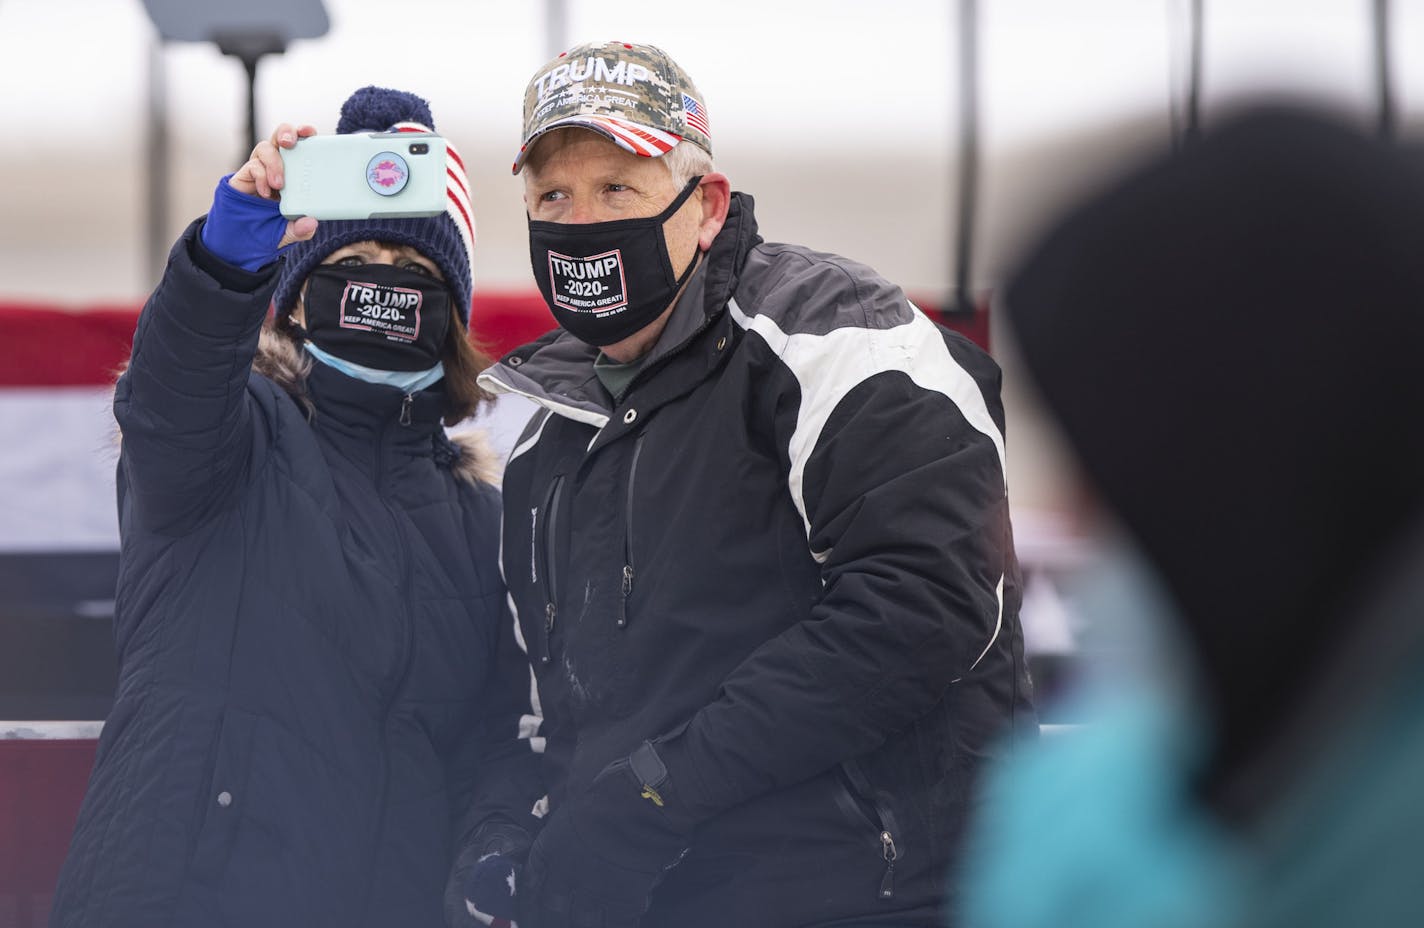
left=476, top=40, right=1036, bottom=927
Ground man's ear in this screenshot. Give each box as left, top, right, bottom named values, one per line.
left=696, top=173, right=732, bottom=251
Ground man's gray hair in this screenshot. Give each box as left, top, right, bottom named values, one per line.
left=662, top=142, right=716, bottom=188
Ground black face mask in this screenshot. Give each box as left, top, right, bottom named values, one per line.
left=528, top=176, right=703, bottom=347
left=299, top=264, right=452, bottom=371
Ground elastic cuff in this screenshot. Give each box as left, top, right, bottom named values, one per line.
left=201, top=173, right=291, bottom=271
left=468, top=822, right=533, bottom=859
left=189, top=218, right=281, bottom=292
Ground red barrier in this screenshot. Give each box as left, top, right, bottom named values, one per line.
left=0, top=304, right=144, bottom=388
left=0, top=739, right=96, bottom=927
left=0, top=293, right=558, bottom=388
left=0, top=292, right=987, bottom=388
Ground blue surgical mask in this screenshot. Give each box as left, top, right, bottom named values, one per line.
left=304, top=341, right=445, bottom=393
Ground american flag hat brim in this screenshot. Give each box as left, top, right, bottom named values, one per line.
left=512, top=114, right=686, bottom=173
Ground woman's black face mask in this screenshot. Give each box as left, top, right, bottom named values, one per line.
left=298, top=263, right=452, bottom=371
left=527, top=176, right=703, bottom=347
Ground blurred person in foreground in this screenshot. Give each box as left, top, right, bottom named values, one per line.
left=457, top=40, right=1036, bottom=928
left=50, top=87, right=541, bottom=927
left=963, top=107, right=1424, bottom=928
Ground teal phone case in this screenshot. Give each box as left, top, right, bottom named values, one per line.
left=278, top=132, right=447, bottom=220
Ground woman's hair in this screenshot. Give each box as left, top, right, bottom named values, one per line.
left=438, top=312, right=494, bottom=426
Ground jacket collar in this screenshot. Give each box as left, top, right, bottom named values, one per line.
left=480, top=192, right=762, bottom=424
left=253, top=329, right=500, bottom=484
left=305, top=359, right=447, bottom=440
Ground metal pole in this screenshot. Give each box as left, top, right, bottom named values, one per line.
left=544, top=0, right=568, bottom=57
left=1169, top=0, right=1205, bottom=149
left=145, top=35, right=170, bottom=283
left=215, top=33, right=286, bottom=162
left=951, top=0, right=980, bottom=317
left=1186, top=0, right=1204, bottom=143
left=1373, top=0, right=1395, bottom=141
left=242, top=55, right=261, bottom=158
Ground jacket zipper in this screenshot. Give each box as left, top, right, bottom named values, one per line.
left=879, top=829, right=899, bottom=900
left=388, top=393, right=418, bottom=705
left=839, top=760, right=902, bottom=901
left=616, top=433, right=646, bottom=629
left=537, top=476, right=565, bottom=664
left=358, top=400, right=418, bottom=917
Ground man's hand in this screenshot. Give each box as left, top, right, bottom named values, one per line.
left=520, top=744, right=692, bottom=928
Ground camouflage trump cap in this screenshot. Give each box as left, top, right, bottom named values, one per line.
left=513, top=40, right=712, bottom=173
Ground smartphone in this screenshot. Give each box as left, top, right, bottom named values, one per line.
left=279, top=132, right=447, bottom=220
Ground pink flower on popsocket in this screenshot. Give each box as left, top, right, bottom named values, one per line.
left=371, top=160, right=404, bottom=188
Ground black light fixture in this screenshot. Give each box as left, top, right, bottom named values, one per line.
left=136, top=0, right=328, bottom=279
left=141, top=0, right=329, bottom=155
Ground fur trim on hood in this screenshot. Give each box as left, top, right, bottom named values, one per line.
left=256, top=328, right=501, bottom=487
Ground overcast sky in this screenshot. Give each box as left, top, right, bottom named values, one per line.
left=5, top=1, right=1420, bottom=141
left=3, top=0, right=1424, bottom=300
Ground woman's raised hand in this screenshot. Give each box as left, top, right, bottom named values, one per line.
left=228, top=122, right=319, bottom=249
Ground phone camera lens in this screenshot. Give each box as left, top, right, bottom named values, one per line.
left=409, top=142, right=430, bottom=155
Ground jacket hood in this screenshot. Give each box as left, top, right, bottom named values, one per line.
left=1004, top=106, right=1424, bottom=820
left=255, top=327, right=501, bottom=486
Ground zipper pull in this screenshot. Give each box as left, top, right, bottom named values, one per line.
left=399, top=394, right=413, bottom=427
left=542, top=602, right=556, bottom=664
left=878, top=831, right=897, bottom=899
left=616, top=565, right=634, bottom=628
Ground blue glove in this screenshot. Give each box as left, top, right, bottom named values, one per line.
left=199, top=174, right=294, bottom=271
left=446, top=824, right=531, bottom=928
left=464, top=853, right=519, bottom=925
left=521, top=742, right=692, bottom=928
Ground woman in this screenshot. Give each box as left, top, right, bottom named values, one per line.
left=50, top=87, right=541, bottom=927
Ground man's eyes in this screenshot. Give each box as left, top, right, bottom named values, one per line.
left=539, top=185, right=629, bottom=200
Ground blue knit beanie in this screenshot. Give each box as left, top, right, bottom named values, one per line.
left=272, top=86, right=476, bottom=324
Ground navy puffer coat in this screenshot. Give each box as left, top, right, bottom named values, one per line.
left=50, top=222, right=541, bottom=928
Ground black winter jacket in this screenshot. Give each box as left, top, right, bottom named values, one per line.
left=51, top=223, right=541, bottom=928
left=481, top=194, right=1036, bottom=926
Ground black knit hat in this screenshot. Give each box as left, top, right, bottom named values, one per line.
left=1005, top=106, right=1424, bottom=821
left=272, top=86, right=475, bottom=323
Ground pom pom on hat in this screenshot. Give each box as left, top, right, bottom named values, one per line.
left=337, top=86, right=436, bottom=134
left=273, top=86, right=476, bottom=325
